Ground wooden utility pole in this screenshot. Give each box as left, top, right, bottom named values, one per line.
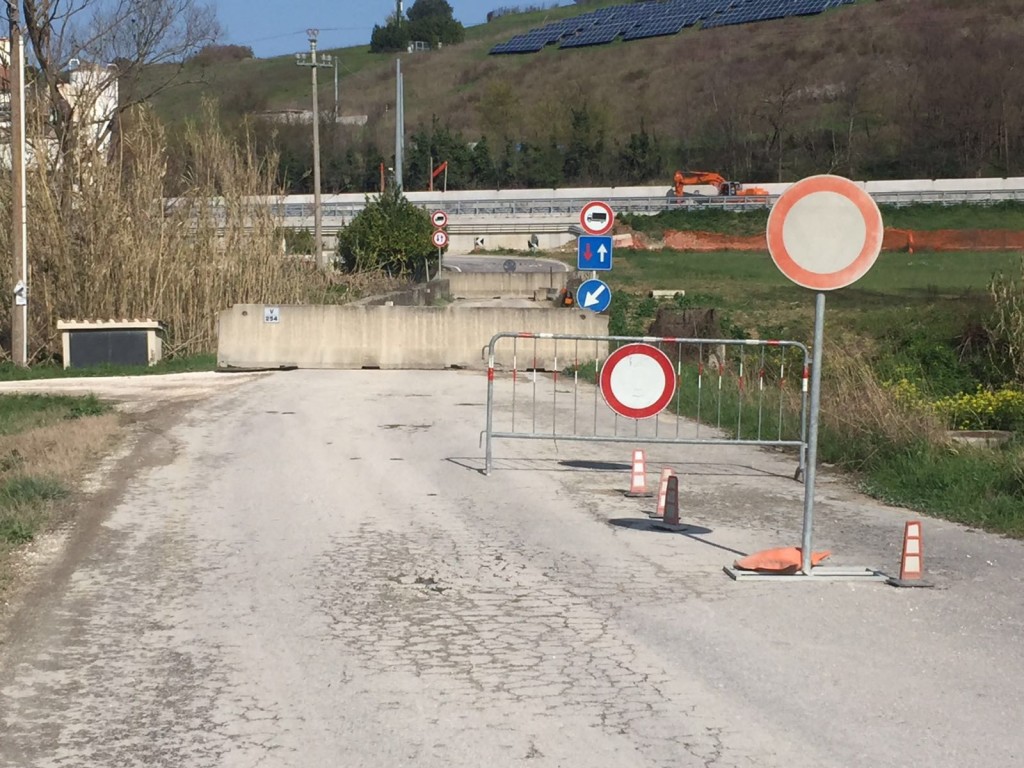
left=296, top=30, right=333, bottom=268
left=7, top=4, right=28, bottom=365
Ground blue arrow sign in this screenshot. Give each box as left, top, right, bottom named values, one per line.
left=578, top=278, right=612, bottom=313
left=577, top=236, right=613, bottom=271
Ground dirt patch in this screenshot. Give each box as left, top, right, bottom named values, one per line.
left=623, top=228, right=1024, bottom=252
left=0, top=374, right=264, bottom=639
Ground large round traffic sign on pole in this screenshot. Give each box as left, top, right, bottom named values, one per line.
left=432, top=229, right=449, bottom=248
left=599, top=343, right=676, bottom=420
left=579, top=201, right=614, bottom=236
left=766, top=175, right=883, bottom=291
left=431, top=210, right=448, bottom=228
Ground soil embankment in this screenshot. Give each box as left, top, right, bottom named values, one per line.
left=621, top=229, right=1024, bottom=252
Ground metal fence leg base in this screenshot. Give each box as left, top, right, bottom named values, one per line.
left=724, top=565, right=888, bottom=581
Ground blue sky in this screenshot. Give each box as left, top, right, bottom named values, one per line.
left=213, top=1, right=563, bottom=57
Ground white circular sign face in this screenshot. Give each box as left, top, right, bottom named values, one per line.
left=432, top=230, right=449, bottom=247
left=431, top=210, right=448, bottom=228
left=610, top=354, right=665, bottom=409
left=782, top=191, right=865, bottom=273
left=579, top=201, right=614, bottom=236
left=599, top=344, right=676, bottom=420
left=767, top=175, right=883, bottom=291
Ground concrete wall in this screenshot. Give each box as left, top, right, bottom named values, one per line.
left=447, top=271, right=568, bottom=299
left=218, top=304, right=608, bottom=370
left=352, top=280, right=450, bottom=307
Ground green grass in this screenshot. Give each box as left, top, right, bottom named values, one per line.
left=0, top=354, right=216, bottom=382
left=855, top=441, right=1024, bottom=537
left=0, top=476, right=69, bottom=545
left=0, top=394, right=111, bottom=435
left=0, top=394, right=111, bottom=550
left=620, top=202, right=1024, bottom=238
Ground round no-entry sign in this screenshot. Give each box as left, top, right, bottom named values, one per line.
left=600, top=343, right=676, bottom=420
left=766, top=174, right=883, bottom=291
left=579, top=201, right=614, bottom=236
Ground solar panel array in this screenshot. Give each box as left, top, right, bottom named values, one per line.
left=490, top=0, right=857, bottom=54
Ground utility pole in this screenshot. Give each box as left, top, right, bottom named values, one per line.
left=332, top=57, right=339, bottom=122
left=295, top=30, right=333, bottom=268
left=7, top=4, right=28, bottom=365
left=394, top=59, right=404, bottom=190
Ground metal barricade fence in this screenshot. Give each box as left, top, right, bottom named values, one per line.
left=483, top=332, right=810, bottom=477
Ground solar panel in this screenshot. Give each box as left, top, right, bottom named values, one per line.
left=491, top=0, right=863, bottom=55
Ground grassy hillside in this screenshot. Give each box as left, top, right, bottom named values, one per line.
left=142, top=0, right=1024, bottom=186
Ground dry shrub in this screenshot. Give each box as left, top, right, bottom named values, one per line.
left=0, top=100, right=334, bottom=360
left=0, top=414, right=120, bottom=487
left=988, top=254, right=1024, bottom=384
left=817, top=336, right=947, bottom=453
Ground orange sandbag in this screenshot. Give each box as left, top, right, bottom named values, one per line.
left=733, top=547, right=831, bottom=574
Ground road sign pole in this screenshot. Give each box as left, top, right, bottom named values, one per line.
left=438, top=246, right=443, bottom=273
left=800, top=291, right=826, bottom=574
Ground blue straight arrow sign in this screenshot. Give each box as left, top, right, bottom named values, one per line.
left=577, top=236, right=613, bottom=271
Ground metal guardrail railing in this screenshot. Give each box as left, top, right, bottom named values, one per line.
left=269, top=188, right=1024, bottom=228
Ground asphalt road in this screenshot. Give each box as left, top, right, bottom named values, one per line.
left=1, top=370, right=1023, bottom=767
left=445, top=254, right=571, bottom=273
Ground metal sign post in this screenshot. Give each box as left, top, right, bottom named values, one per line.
left=801, top=292, right=826, bottom=574
left=738, top=174, right=887, bottom=581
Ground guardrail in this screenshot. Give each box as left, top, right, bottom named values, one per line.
left=271, top=188, right=1024, bottom=228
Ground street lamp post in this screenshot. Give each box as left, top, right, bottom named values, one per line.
left=295, top=29, right=334, bottom=268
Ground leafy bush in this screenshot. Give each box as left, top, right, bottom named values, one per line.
left=335, top=186, right=437, bottom=276
left=370, top=22, right=411, bottom=53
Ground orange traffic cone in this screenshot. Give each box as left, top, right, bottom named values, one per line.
left=652, top=474, right=687, bottom=531
left=625, top=450, right=653, bottom=497
left=648, top=468, right=673, bottom=518
left=888, top=520, right=933, bottom=588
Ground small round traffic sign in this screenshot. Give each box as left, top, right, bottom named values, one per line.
left=578, top=278, right=612, bottom=313
left=431, top=210, right=448, bottom=228
left=432, top=229, right=449, bottom=248
left=766, top=175, right=883, bottom=291
left=600, top=343, right=676, bottom=420
left=579, top=201, right=614, bottom=236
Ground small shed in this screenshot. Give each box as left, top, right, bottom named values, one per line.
left=57, top=319, right=166, bottom=369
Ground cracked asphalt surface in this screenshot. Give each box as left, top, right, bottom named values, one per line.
left=1, top=370, right=1023, bottom=767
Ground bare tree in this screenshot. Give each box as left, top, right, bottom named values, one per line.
left=15, top=0, right=220, bottom=164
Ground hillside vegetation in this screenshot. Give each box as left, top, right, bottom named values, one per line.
left=147, top=0, right=1024, bottom=193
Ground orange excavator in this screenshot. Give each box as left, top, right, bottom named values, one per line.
left=672, top=170, right=769, bottom=198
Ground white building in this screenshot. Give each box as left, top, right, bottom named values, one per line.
left=0, top=40, right=119, bottom=167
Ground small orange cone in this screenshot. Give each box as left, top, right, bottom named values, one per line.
left=888, top=520, right=933, bottom=587
left=625, top=450, right=653, bottom=497
left=648, top=468, right=674, bottom=518
left=652, top=474, right=687, bottom=531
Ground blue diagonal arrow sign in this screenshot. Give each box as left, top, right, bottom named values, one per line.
left=578, top=278, right=612, bottom=313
